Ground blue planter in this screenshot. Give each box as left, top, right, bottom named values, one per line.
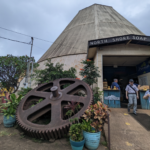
left=70, top=138, right=85, bottom=150
left=3, top=115, right=16, bottom=127
left=83, top=130, right=101, bottom=150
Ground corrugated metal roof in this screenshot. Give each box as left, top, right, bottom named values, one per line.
left=38, top=4, right=144, bottom=63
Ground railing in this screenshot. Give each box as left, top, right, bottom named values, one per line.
left=107, top=113, right=110, bottom=150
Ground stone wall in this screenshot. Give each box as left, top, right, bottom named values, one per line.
left=19, top=54, right=86, bottom=90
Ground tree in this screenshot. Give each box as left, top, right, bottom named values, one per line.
left=31, top=59, right=77, bottom=84
left=0, top=55, right=38, bottom=93
left=80, top=59, right=100, bottom=87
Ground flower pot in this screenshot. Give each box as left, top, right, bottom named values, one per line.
left=70, top=138, right=85, bottom=150
left=83, top=130, right=101, bottom=150
left=3, top=115, right=16, bottom=128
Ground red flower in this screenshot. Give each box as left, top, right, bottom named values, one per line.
left=87, top=59, right=91, bottom=62
left=76, top=78, right=80, bottom=80
left=80, top=69, right=84, bottom=71
left=84, top=75, right=87, bottom=78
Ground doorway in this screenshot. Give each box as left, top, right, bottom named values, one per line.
left=103, top=56, right=149, bottom=108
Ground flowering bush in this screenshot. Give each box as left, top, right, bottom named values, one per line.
left=82, top=101, right=110, bottom=132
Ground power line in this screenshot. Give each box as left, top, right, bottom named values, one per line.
left=0, top=36, right=31, bottom=45
left=0, top=26, right=86, bottom=51
left=0, top=26, right=54, bottom=43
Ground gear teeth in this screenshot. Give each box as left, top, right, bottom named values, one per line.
left=39, top=131, right=45, bottom=140
left=49, top=130, right=55, bottom=139
left=30, top=130, right=34, bottom=138
left=36, top=131, right=41, bottom=139
left=57, top=129, right=61, bottom=139
left=53, top=130, right=58, bottom=139
left=60, top=128, right=65, bottom=137
left=46, top=130, right=51, bottom=140
left=43, top=131, right=48, bottom=140
left=33, top=132, right=37, bottom=138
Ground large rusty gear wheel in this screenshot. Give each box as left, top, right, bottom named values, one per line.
left=16, top=78, right=93, bottom=140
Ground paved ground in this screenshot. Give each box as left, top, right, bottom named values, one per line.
left=104, top=108, right=150, bottom=150
left=0, top=114, right=108, bottom=150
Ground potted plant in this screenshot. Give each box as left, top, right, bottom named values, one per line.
left=0, top=93, right=23, bottom=127
left=82, top=101, right=110, bottom=150
left=69, top=118, right=85, bottom=150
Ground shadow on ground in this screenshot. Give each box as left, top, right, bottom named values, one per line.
left=129, top=113, right=150, bottom=131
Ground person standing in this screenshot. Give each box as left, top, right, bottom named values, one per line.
left=126, top=79, right=139, bottom=115
left=143, top=89, right=150, bottom=102
left=111, top=79, right=120, bottom=90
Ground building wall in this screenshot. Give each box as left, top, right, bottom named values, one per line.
left=95, top=44, right=150, bottom=90
left=19, top=54, right=86, bottom=90
left=138, top=72, right=150, bottom=86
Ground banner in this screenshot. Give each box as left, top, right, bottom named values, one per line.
left=137, top=58, right=150, bottom=76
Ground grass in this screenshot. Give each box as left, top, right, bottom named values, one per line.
left=31, top=138, right=43, bottom=143
left=101, top=141, right=107, bottom=146
left=0, top=130, right=17, bottom=137
left=0, top=130, right=10, bottom=137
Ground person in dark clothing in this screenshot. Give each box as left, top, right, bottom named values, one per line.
left=111, top=79, right=120, bottom=90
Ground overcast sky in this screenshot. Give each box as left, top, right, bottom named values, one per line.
left=0, top=0, right=150, bottom=62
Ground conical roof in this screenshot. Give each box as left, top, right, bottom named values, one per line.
left=38, top=4, right=144, bottom=63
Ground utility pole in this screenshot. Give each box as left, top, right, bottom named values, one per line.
left=24, top=37, right=34, bottom=88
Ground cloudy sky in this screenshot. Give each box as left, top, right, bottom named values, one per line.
left=0, top=0, right=150, bottom=62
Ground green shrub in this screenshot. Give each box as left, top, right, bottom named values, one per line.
left=69, top=123, right=83, bottom=141
left=93, top=87, right=103, bottom=103
left=0, top=93, right=23, bottom=119
left=18, top=87, right=32, bottom=96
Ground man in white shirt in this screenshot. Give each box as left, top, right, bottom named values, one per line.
left=125, top=79, right=139, bottom=115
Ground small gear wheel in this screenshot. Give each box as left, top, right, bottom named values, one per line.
left=16, top=78, right=93, bottom=140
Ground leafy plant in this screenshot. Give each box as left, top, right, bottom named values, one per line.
left=82, top=101, right=110, bottom=132
left=64, top=102, right=81, bottom=118
left=18, top=87, right=32, bottom=96
left=69, top=118, right=83, bottom=142
left=93, top=87, right=103, bottom=103
left=31, top=98, right=43, bottom=107
left=80, top=59, right=100, bottom=87
left=31, top=59, right=77, bottom=84
left=0, top=93, right=23, bottom=119
left=0, top=55, right=38, bottom=93
left=82, top=119, right=95, bottom=133
left=66, top=110, right=74, bottom=118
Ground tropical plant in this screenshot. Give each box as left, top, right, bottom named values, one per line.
left=93, top=87, right=103, bottom=103
left=31, top=59, right=77, bottom=84
left=69, top=118, right=83, bottom=142
left=64, top=102, right=81, bottom=118
left=18, top=87, right=32, bottom=96
left=82, top=119, right=95, bottom=133
left=0, top=93, right=23, bottom=119
left=80, top=59, right=100, bottom=87
left=82, top=101, right=110, bottom=132
left=0, top=55, right=38, bottom=93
